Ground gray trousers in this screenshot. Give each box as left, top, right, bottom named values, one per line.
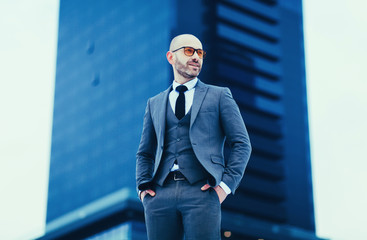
left=142, top=178, right=221, bottom=240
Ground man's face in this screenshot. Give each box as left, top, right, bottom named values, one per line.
left=174, top=50, right=202, bottom=79
left=171, top=37, right=204, bottom=79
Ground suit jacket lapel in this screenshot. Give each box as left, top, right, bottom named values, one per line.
left=190, top=80, right=208, bottom=128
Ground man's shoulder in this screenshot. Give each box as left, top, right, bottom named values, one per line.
left=206, top=83, right=227, bottom=90
left=150, top=91, right=164, bottom=100
left=148, top=86, right=171, bottom=103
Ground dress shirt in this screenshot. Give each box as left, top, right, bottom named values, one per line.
left=169, top=78, right=197, bottom=114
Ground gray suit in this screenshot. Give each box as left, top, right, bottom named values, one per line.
left=136, top=80, right=251, bottom=239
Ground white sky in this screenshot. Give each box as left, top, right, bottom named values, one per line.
left=304, top=0, right=367, bottom=239
left=0, top=1, right=58, bottom=239
left=0, top=0, right=366, bottom=239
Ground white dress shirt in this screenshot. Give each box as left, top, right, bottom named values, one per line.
left=168, top=78, right=231, bottom=195
left=169, top=78, right=197, bottom=114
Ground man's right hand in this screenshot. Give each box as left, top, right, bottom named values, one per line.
left=140, top=189, right=156, bottom=201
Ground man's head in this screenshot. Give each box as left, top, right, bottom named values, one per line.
left=166, top=34, right=205, bottom=84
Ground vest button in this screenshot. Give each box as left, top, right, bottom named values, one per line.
left=177, top=138, right=181, bottom=142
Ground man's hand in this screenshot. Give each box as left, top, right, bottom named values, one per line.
left=201, top=184, right=227, bottom=204
left=140, top=189, right=156, bottom=201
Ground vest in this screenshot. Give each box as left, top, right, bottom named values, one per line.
left=154, top=102, right=210, bottom=186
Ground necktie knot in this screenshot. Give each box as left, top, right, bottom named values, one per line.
left=176, top=85, right=188, bottom=93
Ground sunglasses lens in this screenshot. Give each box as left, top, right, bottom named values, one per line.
left=181, top=47, right=206, bottom=59
left=184, top=47, right=195, bottom=56
left=197, top=50, right=204, bottom=58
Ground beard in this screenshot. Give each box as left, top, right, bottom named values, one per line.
left=175, top=58, right=201, bottom=79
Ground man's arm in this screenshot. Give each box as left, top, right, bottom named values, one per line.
left=136, top=98, right=157, bottom=192
left=219, top=88, right=252, bottom=194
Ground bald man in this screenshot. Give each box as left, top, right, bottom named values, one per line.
left=136, top=34, right=251, bottom=240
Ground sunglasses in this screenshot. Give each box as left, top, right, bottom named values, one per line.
left=172, top=46, right=206, bottom=59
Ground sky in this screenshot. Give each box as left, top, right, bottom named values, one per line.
left=0, top=1, right=58, bottom=239
left=304, top=0, right=367, bottom=239
left=0, top=0, right=366, bottom=240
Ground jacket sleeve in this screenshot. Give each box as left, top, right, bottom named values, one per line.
left=136, top=98, right=157, bottom=192
left=219, top=88, right=252, bottom=194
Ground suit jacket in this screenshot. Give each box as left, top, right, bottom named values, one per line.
left=136, top=80, right=251, bottom=194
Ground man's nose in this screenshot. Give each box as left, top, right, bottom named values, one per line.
left=192, top=52, right=200, bottom=62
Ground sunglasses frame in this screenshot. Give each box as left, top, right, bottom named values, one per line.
left=171, top=46, right=206, bottom=59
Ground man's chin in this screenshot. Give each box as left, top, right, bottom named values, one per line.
left=188, top=70, right=200, bottom=77
left=187, top=73, right=199, bottom=79
left=178, top=70, right=199, bottom=79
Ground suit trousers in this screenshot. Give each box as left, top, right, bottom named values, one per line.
left=142, top=177, right=221, bottom=240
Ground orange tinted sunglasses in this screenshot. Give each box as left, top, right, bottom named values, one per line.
left=172, top=46, right=206, bottom=59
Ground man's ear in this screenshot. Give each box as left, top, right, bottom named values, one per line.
left=166, top=51, right=174, bottom=65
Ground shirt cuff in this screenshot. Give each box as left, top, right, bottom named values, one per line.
left=219, top=181, right=231, bottom=195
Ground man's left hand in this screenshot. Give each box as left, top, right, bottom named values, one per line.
left=201, top=184, right=227, bottom=204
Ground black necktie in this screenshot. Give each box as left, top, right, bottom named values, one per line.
left=175, top=85, right=188, bottom=120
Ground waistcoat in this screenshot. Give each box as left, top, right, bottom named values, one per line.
left=154, top=101, right=210, bottom=186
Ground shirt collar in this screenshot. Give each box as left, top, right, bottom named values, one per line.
left=173, top=78, right=198, bottom=91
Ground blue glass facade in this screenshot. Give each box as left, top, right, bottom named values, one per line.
left=47, top=0, right=172, bottom=222
left=210, top=0, right=316, bottom=231
left=41, top=0, right=323, bottom=239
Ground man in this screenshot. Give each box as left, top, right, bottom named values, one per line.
left=136, top=34, right=251, bottom=240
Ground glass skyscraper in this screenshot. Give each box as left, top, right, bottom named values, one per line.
left=38, top=0, right=324, bottom=239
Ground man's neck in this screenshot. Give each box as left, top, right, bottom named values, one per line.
left=173, top=78, right=198, bottom=91
left=174, top=77, right=195, bottom=85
